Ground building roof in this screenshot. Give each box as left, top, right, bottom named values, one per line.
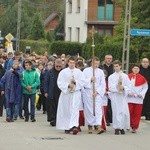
left=44, top=13, right=59, bottom=26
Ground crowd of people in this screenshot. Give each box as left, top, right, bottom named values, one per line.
left=0, top=49, right=150, bottom=136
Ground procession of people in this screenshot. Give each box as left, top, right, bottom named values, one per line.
left=0, top=49, right=150, bottom=136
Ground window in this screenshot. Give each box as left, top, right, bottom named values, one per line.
left=76, top=27, right=80, bottom=42
left=68, top=0, right=72, bottom=13
left=105, top=29, right=112, bottom=35
left=77, top=0, right=80, bottom=13
left=98, top=28, right=112, bottom=35
left=68, top=27, right=72, bottom=41
left=98, top=0, right=114, bottom=20
left=98, top=29, right=104, bottom=35
left=98, top=0, right=105, bottom=6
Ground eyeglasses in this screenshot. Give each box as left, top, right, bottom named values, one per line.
left=56, top=65, right=62, bottom=68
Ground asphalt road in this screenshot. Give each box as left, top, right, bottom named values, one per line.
left=0, top=111, right=150, bottom=150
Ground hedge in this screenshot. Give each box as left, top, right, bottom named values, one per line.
left=20, top=39, right=49, bottom=54
left=49, top=41, right=83, bottom=56
left=82, top=42, right=138, bottom=63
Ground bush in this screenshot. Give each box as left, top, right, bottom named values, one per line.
left=49, top=41, right=83, bottom=55
left=82, top=42, right=138, bottom=63
left=20, top=39, right=49, bottom=54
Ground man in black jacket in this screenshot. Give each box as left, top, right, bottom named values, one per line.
left=139, top=58, right=150, bottom=120
left=44, top=58, right=63, bottom=126
left=103, top=54, right=114, bottom=126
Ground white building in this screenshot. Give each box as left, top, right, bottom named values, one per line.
left=65, top=0, right=121, bottom=43
left=65, top=0, right=88, bottom=43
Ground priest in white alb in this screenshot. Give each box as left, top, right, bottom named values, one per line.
left=56, top=56, right=85, bottom=135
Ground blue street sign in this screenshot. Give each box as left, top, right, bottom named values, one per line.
left=130, top=29, right=150, bottom=36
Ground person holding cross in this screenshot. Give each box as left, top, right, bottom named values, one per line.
left=82, top=57, right=106, bottom=134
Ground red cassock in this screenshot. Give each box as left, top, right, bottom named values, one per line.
left=128, top=73, right=147, bottom=130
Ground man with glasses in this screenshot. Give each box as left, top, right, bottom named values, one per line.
left=44, top=58, right=63, bottom=127
left=103, top=54, right=114, bottom=126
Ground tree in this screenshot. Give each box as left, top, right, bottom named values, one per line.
left=30, top=13, right=45, bottom=40
left=115, top=0, right=150, bottom=60
left=54, top=14, right=65, bottom=41
left=46, top=31, right=54, bottom=42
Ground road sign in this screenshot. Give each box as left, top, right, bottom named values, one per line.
left=5, top=33, right=14, bottom=42
left=130, top=29, right=150, bottom=36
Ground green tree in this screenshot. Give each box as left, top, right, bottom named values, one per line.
left=30, top=13, right=45, bottom=40
left=46, top=31, right=54, bottom=42
left=116, top=0, right=150, bottom=60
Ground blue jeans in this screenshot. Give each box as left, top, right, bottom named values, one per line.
left=14, top=104, right=19, bottom=118
left=6, top=103, right=15, bottom=119
left=23, top=94, right=36, bottom=120
left=19, top=95, right=24, bottom=117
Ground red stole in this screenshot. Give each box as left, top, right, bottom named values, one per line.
left=128, top=73, right=147, bottom=86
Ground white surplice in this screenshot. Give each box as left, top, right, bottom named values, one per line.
left=108, top=71, right=131, bottom=129
left=56, top=67, right=85, bottom=130
left=127, top=78, right=148, bottom=104
left=82, top=67, right=106, bottom=126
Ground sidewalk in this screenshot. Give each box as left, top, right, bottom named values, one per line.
left=0, top=111, right=149, bottom=150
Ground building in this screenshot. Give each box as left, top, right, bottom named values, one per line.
left=65, top=0, right=122, bottom=43
left=44, top=13, right=60, bottom=32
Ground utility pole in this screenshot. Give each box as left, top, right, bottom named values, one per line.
left=16, top=0, right=21, bottom=51
left=122, top=0, right=132, bottom=73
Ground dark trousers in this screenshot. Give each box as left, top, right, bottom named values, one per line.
left=142, top=90, right=150, bottom=118
left=19, top=95, right=24, bottom=117
left=0, top=94, right=4, bottom=117
left=36, top=94, right=46, bottom=112
left=106, top=99, right=112, bottom=123
left=46, top=98, right=58, bottom=122
left=23, top=94, right=36, bottom=120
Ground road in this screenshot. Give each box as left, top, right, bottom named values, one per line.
left=0, top=111, right=150, bottom=150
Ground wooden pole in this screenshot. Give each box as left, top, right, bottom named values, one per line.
left=91, top=26, right=96, bottom=116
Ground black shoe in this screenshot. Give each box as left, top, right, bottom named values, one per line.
left=50, top=121, right=56, bottom=126
left=115, top=129, right=120, bottom=135
left=78, top=127, right=82, bottom=132
left=10, top=119, right=14, bottom=122
left=31, top=119, right=36, bottom=122
left=13, top=117, right=17, bottom=121
left=20, top=116, right=24, bottom=119
left=25, top=117, right=29, bottom=122
left=145, top=117, right=150, bottom=121
left=120, top=129, right=125, bottom=135
left=43, top=111, right=46, bottom=114
left=106, top=122, right=111, bottom=126
left=6, top=117, right=11, bottom=122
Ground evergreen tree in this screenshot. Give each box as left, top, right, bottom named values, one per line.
left=30, top=13, right=45, bottom=40
left=46, top=31, right=54, bottom=42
